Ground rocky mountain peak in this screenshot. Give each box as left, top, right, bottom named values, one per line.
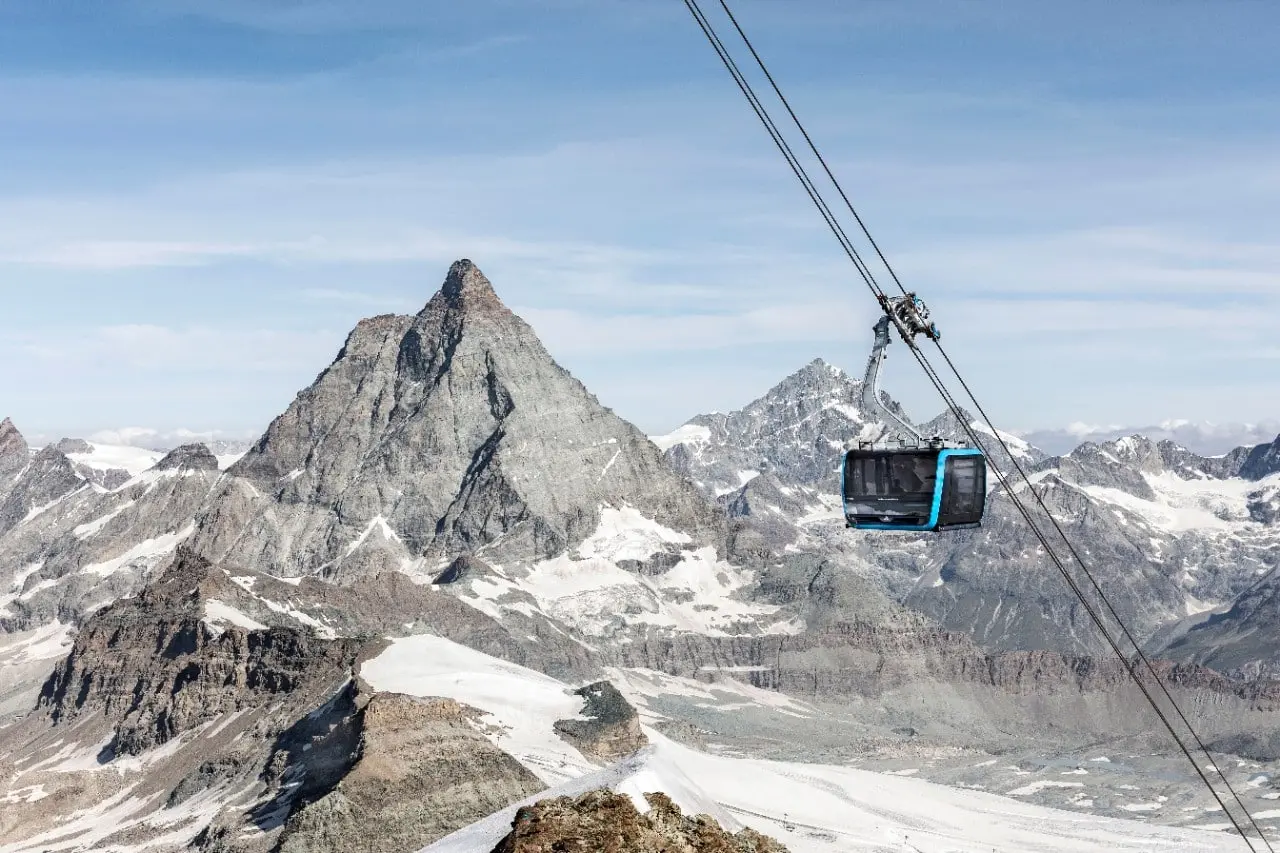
left=0, top=417, right=26, bottom=461
left=422, top=257, right=506, bottom=317
left=53, top=437, right=92, bottom=454
left=0, top=445, right=83, bottom=537
left=154, top=442, right=219, bottom=471
left=190, top=259, right=725, bottom=579
left=0, top=418, right=28, bottom=493
left=1242, top=434, right=1280, bottom=481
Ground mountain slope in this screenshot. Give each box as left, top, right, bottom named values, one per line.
left=905, top=436, right=1280, bottom=655
left=652, top=358, right=902, bottom=499
left=658, top=361, right=1280, bottom=659
left=380, top=634, right=1244, bottom=853
left=187, top=260, right=726, bottom=582
left=0, top=433, right=236, bottom=716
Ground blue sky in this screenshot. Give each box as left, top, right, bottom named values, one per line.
left=2, top=0, right=1278, bottom=450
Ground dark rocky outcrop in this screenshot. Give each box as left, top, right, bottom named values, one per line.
left=490, top=790, right=789, bottom=853
left=37, top=549, right=369, bottom=756
left=435, top=554, right=494, bottom=585
left=53, top=437, right=93, bottom=454
left=275, top=694, right=547, bottom=853
left=0, top=417, right=29, bottom=502
left=155, top=442, right=220, bottom=471
left=1240, top=435, right=1280, bottom=481
left=553, top=681, right=647, bottom=762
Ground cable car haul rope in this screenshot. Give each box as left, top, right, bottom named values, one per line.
left=678, top=0, right=1274, bottom=848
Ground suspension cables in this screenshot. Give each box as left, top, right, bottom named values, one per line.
left=680, top=1, right=1273, bottom=848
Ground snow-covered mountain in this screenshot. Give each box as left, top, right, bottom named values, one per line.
left=656, top=368, right=1280, bottom=663
left=0, top=439, right=239, bottom=716
left=895, top=435, right=1277, bottom=655
left=186, top=260, right=726, bottom=584
left=2, top=261, right=1279, bottom=851
left=1024, top=420, right=1280, bottom=457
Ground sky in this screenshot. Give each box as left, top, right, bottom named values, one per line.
left=2, top=0, right=1278, bottom=451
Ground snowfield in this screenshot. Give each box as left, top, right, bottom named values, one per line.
left=460, top=504, right=797, bottom=637
left=61, top=443, right=163, bottom=475
left=361, top=634, right=1240, bottom=853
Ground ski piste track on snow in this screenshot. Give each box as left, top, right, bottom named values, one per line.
left=679, top=0, right=1275, bottom=848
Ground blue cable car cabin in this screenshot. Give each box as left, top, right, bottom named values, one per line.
left=841, top=447, right=987, bottom=531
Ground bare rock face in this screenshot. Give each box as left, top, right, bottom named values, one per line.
left=155, top=442, right=220, bottom=471
left=37, top=548, right=368, bottom=757
left=187, top=259, right=726, bottom=580
left=490, top=789, right=789, bottom=853
left=660, top=358, right=894, bottom=497
left=0, top=417, right=26, bottom=459
left=1241, top=435, right=1280, bottom=481
left=0, top=445, right=83, bottom=537
left=71, top=462, right=132, bottom=489
left=0, top=417, right=28, bottom=504
left=53, top=437, right=93, bottom=454
left=553, top=681, right=647, bottom=762
left=274, top=694, right=547, bottom=853
left=434, top=553, right=494, bottom=585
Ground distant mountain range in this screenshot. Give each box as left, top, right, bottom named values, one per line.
left=1, top=260, right=1278, bottom=851
left=1020, top=420, right=1280, bottom=456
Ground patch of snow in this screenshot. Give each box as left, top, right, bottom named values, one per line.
left=0, top=562, right=46, bottom=615
left=203, top=600, right=268, bottom=632
left=254, top=596, right=334, bottom=639
left=972, top=420, right=1035, bottom=461
left=110, top=466, right=182, bottom=494
left=1006, top=780, right=1085, bottom=797
left=407, top=635, right=1240, bottom=853
left=648, top=423, right=712, bottom=452
left=79, top=523, right=195, bottom=577
left=0, top=621, right=74, bottom=669
left=0, top=784, right=49, bottom=805
left=598, top=449, right=621, bottom=480
left=343, top=514, right=402, bottom=558
left=360, top=633, right=597, bottom=785
left=216, top=452, right=246, bottom=470
left=72, top=500, right=135, bottom=539
left=21, top=486, right=89, bottom=524
left=65, top=442, right=163, bottom=475
left=523, top=520, right=785, bottom=637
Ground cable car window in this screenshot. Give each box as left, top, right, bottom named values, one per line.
left=844, top=451, right=938, bottom=522
left=937, top=454, right=986, bottom=528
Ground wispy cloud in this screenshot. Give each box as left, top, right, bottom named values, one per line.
left=3, top=0, right=1278, bottom=438
left=9, top=324, right=342, bottom=373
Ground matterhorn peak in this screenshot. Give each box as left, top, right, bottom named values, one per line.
left=420, top=258, right=506, bottom=317
left=190, top=259, right=725, bottom=579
